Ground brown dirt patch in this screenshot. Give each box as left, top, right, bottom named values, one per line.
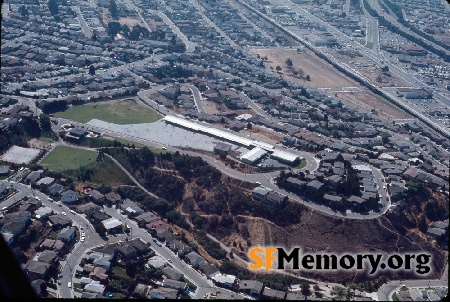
left=335, top=91, right=411, bottom=120
left=234, top=211, right=446, bottom=283
left=250, top=48, right=358, bottom=88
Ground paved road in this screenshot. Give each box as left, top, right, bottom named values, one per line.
left=156, top=11, right=196, bottom=53
left=186, top=84, right=205, bottom=113
left=101, top=207, right=245, bottom=299
left=0, top=180, right=106, bottom=298
left=377, top=266, right=448, bottom=301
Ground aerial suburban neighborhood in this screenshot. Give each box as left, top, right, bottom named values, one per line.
left=0, top=0, right=448, bottom=300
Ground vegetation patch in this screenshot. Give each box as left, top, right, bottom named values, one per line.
left=64, top=155, right=134, bottom=187
left=54, top=100, right=162, bottom=124
left=40, top=146, right=97, bottom=171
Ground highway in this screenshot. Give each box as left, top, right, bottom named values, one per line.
left=365, top=0, right=450, bottom=57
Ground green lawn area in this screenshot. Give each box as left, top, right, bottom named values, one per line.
left=184, top=277, right=197, bottom=290
left=40, top=146, right=97, bottom=171
left=54, top=100, right=162, bottom=124
left=392, top=292, right=398, bottom=301
left=297, top=159, right=307, bottom=169
left=112, top=267, right=129, bottom=279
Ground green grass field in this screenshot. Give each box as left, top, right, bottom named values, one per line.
left=40, top=146, right=97, bottom=171
left=54, top=100, right=162, bottom=124
left=297, top=159, right=307, bottom=169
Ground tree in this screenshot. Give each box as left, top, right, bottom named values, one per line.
left=19, top=5, right=29, bottom=17
left=285, top=58, right=293, bottom=67
left=292, top=70, right=299, bottom=77
left=48, top=0, right=58, bottom=16
left=109, top=0, right=118, bottom=19
left=107, top=21, right=121, bottom=38
left=376, top=75, right=383, bottom=82
left=247, top=122, right=252, bottom=129
left=39, top=114, right=52, bottom=132
left=89, top=65, right=96, bottom=76
left=305, top=74, right=311, bottom=81
left=276, top=65, right=282, bottom=71
left=381, top=66, right=389, bottom=73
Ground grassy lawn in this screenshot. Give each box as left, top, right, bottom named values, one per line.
left=184, top=277, right=197, bottom=290
left=49, top=230, right=60, bottom=239
left=113, top=267, right=129, bottom=279
left=54, top=100, right=162, bottom=124
left=297, top=159, right=307, bottom=169
left=40, top=146, right=97, bottom=171
left=392, top=292, right=398, bottom=301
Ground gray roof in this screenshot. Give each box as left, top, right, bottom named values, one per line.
left=37, top=250, right=58, bottom=264
left=162, top=266, right=184, bottom=280
left=239, top=280, right=263, bottom=292
left=185, top=251, right=206, bottom=266
left=26, top=260, right=49, bottom=275
left=148, top=287, right=178, bottom=299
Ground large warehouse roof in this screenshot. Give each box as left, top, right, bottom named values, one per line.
left=271, top=150, right=300, bottom=163
left=241, top=147, right=267, bottom=163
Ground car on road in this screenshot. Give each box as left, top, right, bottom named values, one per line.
left=168, top=259, right=172, bottom=263
left=70, top=210, right=76, bottom=214
left=62, top=212, right=66, bottom=216
left=80, top=237, right=85, bottom=242
left=161, top=146, right=167, bottom=150
left=1, top=207, right=7, bottom=211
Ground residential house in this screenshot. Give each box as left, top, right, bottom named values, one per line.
left=25, top=170, right=44, bottom=184
left=84, top=280, right=105, bottom=295
left=135, top=212, right=158, bottom=227
left=48, top=183, right=64, bottom=196
left=57, top=227, right=76, bottom=243
left=306, top=180, right=324, bottom=192
left=4, top=210, right=31, bottom=223
left=198, top=262, right=220, bottom=279
left=211, top=273, right=237, bottom=289
left=117, top=244, right=137, bottom=260
left=1, top=220, right=26, bottom=235
left=239, top=280, right=263, bottom=297
left=185, top=251, right=206, bottom=267
left=147, top=220, right=171, bottom=238
left=148, top=255, right=168, bottom=269
left=89, top=267, right=108, bottom=284
left=48, top=214, right=72, bottom=227
left=105, top=192, right=121, bottom=204
left=88, top=189, right=105, bottom=204
left=162, top=279, right=187, bottom=291
left=168, top=240, right=192, bottom=257
left=61, top=190, right=78, bottom=204
left=162, top=267, right=184, bottom=281
left=262, top=287, right=286, bottom=300
left=147, top=287, right=178, bottom=299
left=124, top=206, right=144, bottom=217
left=133, top=283, right=149, bottom=298
left=37, top=250, right=58, bottom=264
left=252, top=187, right=271, bottom=200
left=265, top=191, right=288, bottom=204
left=102, top=217, right=122, bottom=233
left=25, top=260, right=49, bottom=280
